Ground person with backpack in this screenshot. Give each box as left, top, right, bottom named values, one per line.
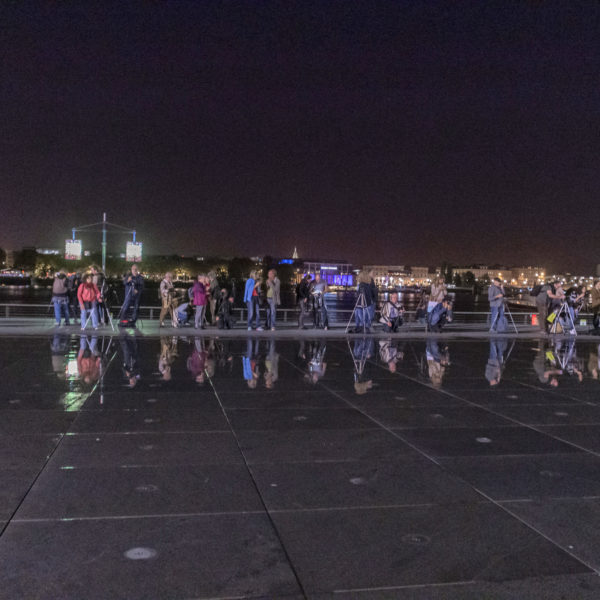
left=488, top=277, right=506, bottom=333
left=51, top=269, right=71, bottom=327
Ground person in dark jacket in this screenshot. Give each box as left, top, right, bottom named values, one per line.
left=353, top=270, right=375, bottom=333
left=297, top=274, right=313, bottom=329
left=119, top=265, right=144, bottom=325
left=216, top=288, right=234, bottom=329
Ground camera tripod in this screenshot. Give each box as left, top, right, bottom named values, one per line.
left=549, top=301, right=577, bottom=336
left=489, top=299, right=519, bottom=334
left=346, top=290, right=369, bottom=333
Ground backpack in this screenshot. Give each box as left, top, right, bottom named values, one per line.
left=530, top=284, right=542, bottom=297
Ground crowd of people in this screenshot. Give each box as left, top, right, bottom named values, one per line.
left=50, top=264, right=600, bottom=336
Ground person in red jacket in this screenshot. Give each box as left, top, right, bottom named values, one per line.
left=77, top=273, right=102, bottom=330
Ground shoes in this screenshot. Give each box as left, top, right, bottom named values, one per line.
left=271, top=327, right=276, bottom=331
left=324, top=326, right=328, bottom=331
left=256, top=327, right=264, bottom=331
left=570, top=328, right=577, bottom=335
left=159, top=322, right=164, bottom=327
left=247, top=327, right=252, bottom=331
left=94, top=327, right=99, bottom=331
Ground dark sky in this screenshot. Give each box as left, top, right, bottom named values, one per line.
left=1, top=1, right=599, bottom=272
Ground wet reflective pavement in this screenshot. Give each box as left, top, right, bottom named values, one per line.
left=1, top=334, right=600, bottom=598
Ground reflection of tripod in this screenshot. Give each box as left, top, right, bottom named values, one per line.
left=549, top=302, right=576, bottom=336
left=346, top=290, right=368, bottom=333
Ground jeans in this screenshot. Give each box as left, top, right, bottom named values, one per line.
left=313, top=298, right=328, bottom=328
left=266, top=298, right=277, bottom=329
left=490, top=305, right=505, bottom=331
left=298, top=299, right=310, bottom=328
left=355, top=305, right=372, bottom=330
left=120, top=290, right=142, bottom=322
left=194, top=304, right=206, bottom=328
left=80, top=302, right=99, bottom=329
left=52, top=298, right=70, bottom=325
left=247, top=298, right=260, bottom=329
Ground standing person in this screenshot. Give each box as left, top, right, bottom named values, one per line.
left=51, top=270, right=71, bottom=327
left=368, top=269, right=378, bottom=327
left=311, top=272, right=329, bottom=330
left=591, top=280, right=600, bottom=334
left=244, top=270, right=263, bottom=331
left=354, top=270, right=375, bottom=333
left=90, top=265, right=107, bottom=324
left=415, top=291, right=429, bottom=325
left=77, top=273, right=102, bottom=330
left=297, top=273, right=313, bottom=329
left=119, top=265, right=144, bottom=325
left=429, top=277, right=447, bottom=313
left=208, top=271, right=220, bottom=325
left=191, top=274, right=208, bottom=329
left=534, top=281, right=552, bottom=333
left=216, top=288, right=234, bottom=329
left=265, top=268, right=281, bottom=331
left=159, top=272, right=177, bottom=327
left=488, top=277, right=505, bottom=332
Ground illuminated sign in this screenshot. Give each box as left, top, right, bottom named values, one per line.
left=126, top=241, right=143, bottom=262
left=279, top=259, right=294, bottom=264
left=320, top=266, right=338, bottom=270
left=65, top=239, right=82, bottom=260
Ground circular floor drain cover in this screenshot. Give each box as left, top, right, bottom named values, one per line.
left=293, top=416, right=308, bottom=421
left=139, top=445, right=155, bottom=451
left=430, top=413, right=445, bottom=419
left=554, top=411, right=569, bottom=417
left=540, top=470, right=563, bottom=479
left=475, top=437, right=492, bottom=443
left=124, top=547, right=157, bottom=560
left=146, top=398, right=158, bottom=403
left=506, top=395, right=519, bottom=400
left=401, top=534, right=430, bottom=545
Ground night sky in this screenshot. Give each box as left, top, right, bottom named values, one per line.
left=2, top=1, right=599, bottom=272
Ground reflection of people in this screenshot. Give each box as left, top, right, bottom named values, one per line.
left=78, top=335, right=101, bottom=384
left=187, top=337, right=207, bottom=384
left=264, top=339, right=279, bottom=388
left=243, top=338, right=260, bottom=388
left=485, top=339, right=507, bottom=386
left=119, top=265, right=144, bottom=325
left=305, top=341, right=327, bottom=384
left=120, top=332, right=141, bottom=387
left=352, top=337, right=374, bottom=394
left=50, top=334, right=69, bottom=378
left=159, top=336, right=178, bottom=381
left=532, top=341, right=562, bottom=387
left=588, top=344, right=600, bottom=380
left=426, top=340, right=449, bottom=388
left=378, top=339, right=403, bottom=373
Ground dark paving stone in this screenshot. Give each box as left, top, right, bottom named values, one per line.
left=0, top=411, right=76, bottom=434
left=310, top=573, right=600, bottom=599
left=81, top=391, right=220, bottom=411
left=347, top=388, right=464, bottom=408
left=501, top=498, right=600, bottom=572
left=362, top=405, right=512, bottom=429
left=217, top=390, right=348, bottom=409
left=0, top=434, right=62, bottom=469
left=226, top=408, right=379, bottom=431
left=454, top=388, right=580, bottom=405
left=15, top=464, right=263, bottom=519
left=51, top=432, right=243, bottom=467
left=439, top=454, right=600, bottom=500
left=237, top=429, right=416, bottom=464
left=0, top=468, right=39, bottom=520
left=538, top=425, right=600, bottom=453
left=398, top=427, right=583, bottom=458
left=271, top=503, right=591, bottom=593
left=0, top=393, right=73, bottom=411
left=70, top=408, right=230, bottom=433
left=0, top=514, right=301, bottom=599
left=251, top=457, right=481, bottom=509
left=491, top=404, right=600, bottom=426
